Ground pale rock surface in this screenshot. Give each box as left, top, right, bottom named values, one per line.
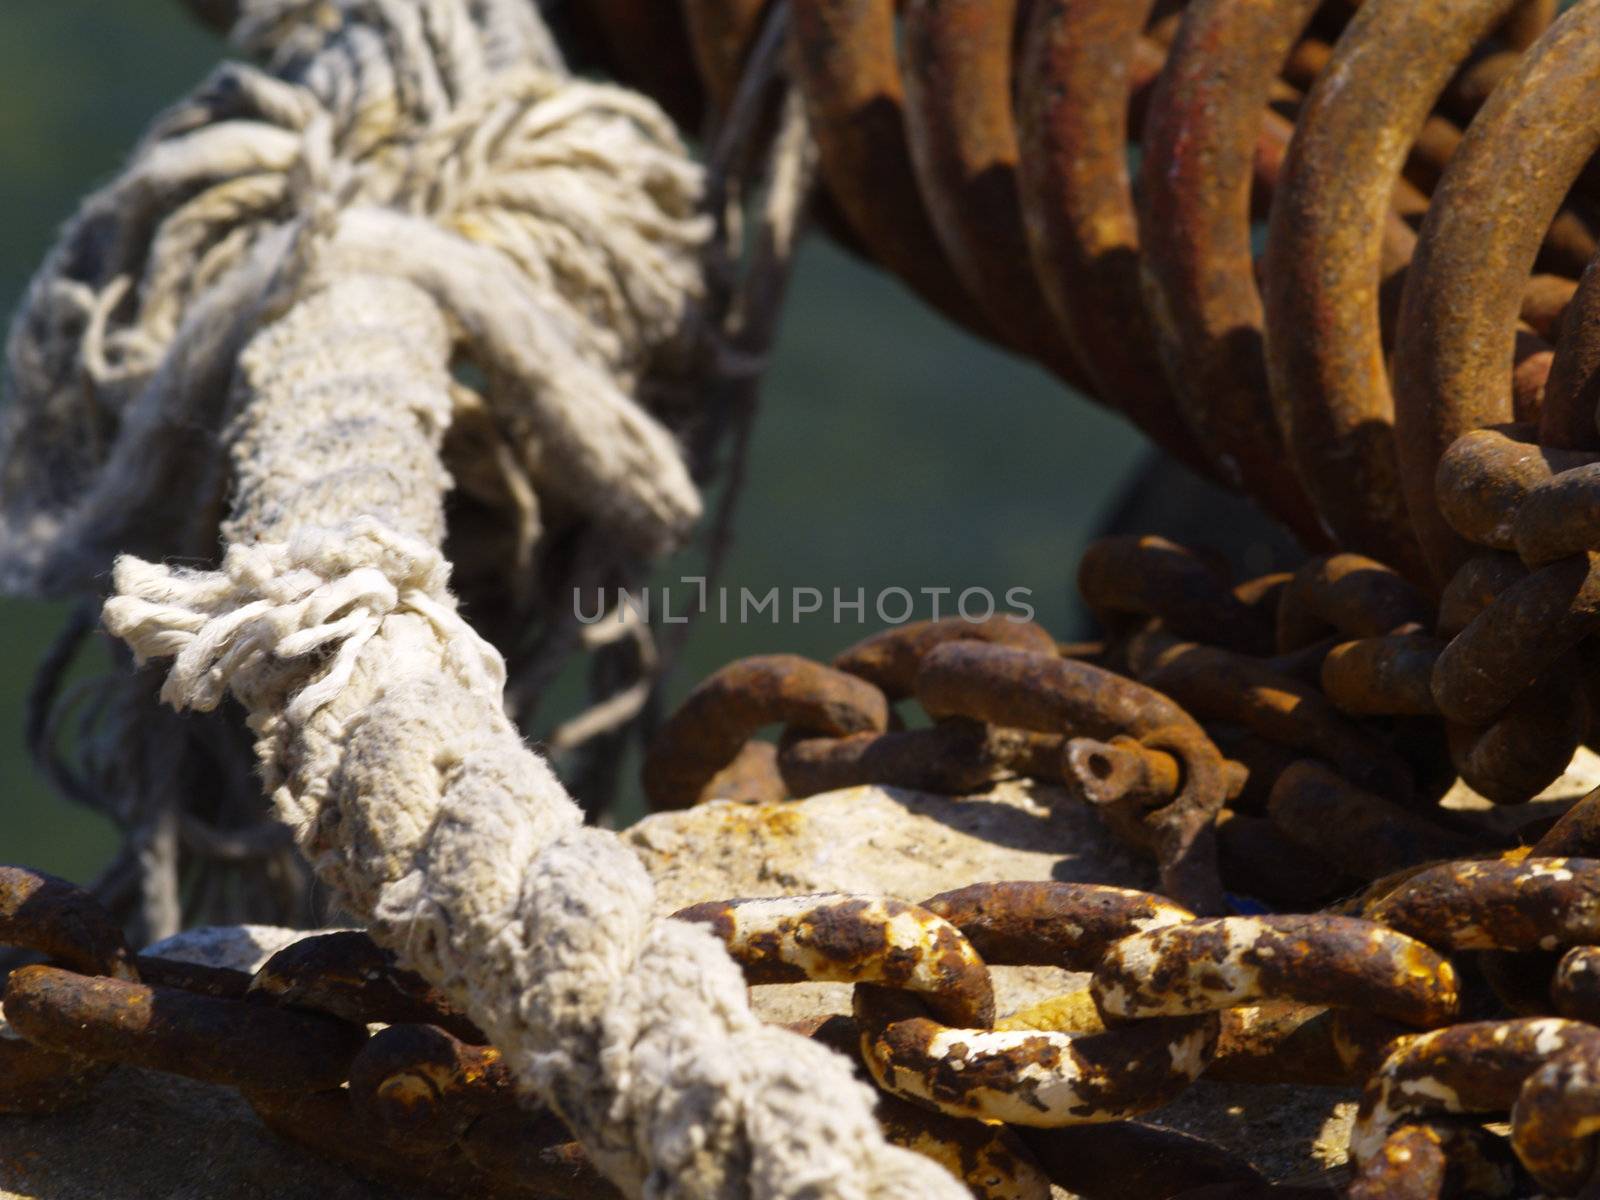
left=0, top=782, right=1355, bottom=1197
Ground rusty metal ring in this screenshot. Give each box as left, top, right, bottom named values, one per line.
left=1274, top=553, right=1433, bottom=653
left=1392, top=1, right=1600, bottom=584
left=1130, top=723, right=1229, bottom=916
left=347, top=1023, right=511, bottom=1151
left=898, top=0, right=1089, bottom=385
left=1429, top=551, right=1600, bottom=727
left=1434, top=423, right=1600, bottom=554
left=920, top=881, right=1192, bottom=972
left=787, top=0, right=993, bottom=335
left=1368, top=856, right=1600, bottom=951
left=0, top=866, right=139, bottom=1115
left=1347, top=1118, right=1519, bottom=1200
left=4, top=964, right=367, bottom=1093
left=1077, top=535, right=1272, bottom=656
left=248, top=929, right=484, bottom=1043
left=916, top=640, right=1203, bottom=744
left=642, top=654, right=889, bottom=811
left=1319, top=634, right=1444, bottom=717
left=1090, top=914, right=1459, bottom=1028
left=1260, top=0, right=1517, bottom=575
left=834, top=616, right=1058, bottom=701
left=1542, top=245, right=1600, bottom=451
left=1136, top=0, right=1327, bottom=547
left=0, top=866, right=136, bottom=980
left=1511, top=1036, right=1600, bottom=1194
left=1014, top=1, right=1224, bottom=482
left=1124, top=629, right=1414, bottom=804
left=854, top=983, right=1217, bottom=1126
left=1350, top=1018, right=1600, bottom=1168
left=673, top=893, right=995, bottom=1027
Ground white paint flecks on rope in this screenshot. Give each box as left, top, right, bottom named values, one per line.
left=7, top=1, right=968, bottom=1195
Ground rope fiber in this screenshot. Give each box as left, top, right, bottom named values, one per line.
left=3, top=1, right=967, bottom=1194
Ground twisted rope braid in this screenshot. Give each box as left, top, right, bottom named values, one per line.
left=6, top=1, right=965, bottom=1194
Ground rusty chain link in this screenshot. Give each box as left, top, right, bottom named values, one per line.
left=0, top=867, right=619, bottom=1199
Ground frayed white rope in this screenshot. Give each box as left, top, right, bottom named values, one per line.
left=106, top=519, right=504, bottom=724
left=6, top=0, right=970, bottom=1195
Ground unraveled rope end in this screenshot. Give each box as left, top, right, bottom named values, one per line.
left=103, top=518, right=504, bottom=722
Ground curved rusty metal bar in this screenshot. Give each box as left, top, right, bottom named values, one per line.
left=1261, top=0, right=1518, bottom=580
left=1541, top=252, right=1600, bottom=450
left=1016, top=1, right=1229, bottom=483
left=898, top=0, right=1092, bottom=390
left=787, top=0, right=993, bottom=335
left=1137, top=0, right=1328, bottom=548
left=680, top=0, right=772, bottom=114
left=1392, top=1, right=1600, bottom=586
left=642, top=654, right=888, bottom=810
left=1498, top=0, right=1559, bottom=50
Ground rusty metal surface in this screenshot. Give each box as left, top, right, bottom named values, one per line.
left=921, top=881, right=1191, bottom=970
left=642, top=653, right=888, bottom=810
left=1543, top=252, right=1600, bottom=451
left=564, top=0, right=1600, bottom=627
left=1136, top=0, right=1328, bottom=547
left=778, top=720, right=1003, bottom=797
left=1126, top=630, right=1413, bottom=803
left=1319, top=634, right=1444, bottom=717
left=1266, top=760, right=1475, bottom=881
left=0, top=905, right=618, bottom=1198
left=1430, top=551, right=1600, bottom=726
left=250, top=929, right=484, bottom=1042
left=1092, top=914, right=1458, bottom=1027
left=0, top=866, right=136, bottom=980
left=1014, top=2, right=1221, bottom=480
left=5, top=965, right=366, bottom=1092
left=680, top=0, right=770, bottom=114
left=673, top=893, right=995, bottom=1026
left=833, top=616, right=1058, bottom=700
left=1080, top=535, right=1273, bottom=654
left=787, top=0, right=991, bottom=333
left=1351, top=1017, right=1600, bottom=1175
left=1261, top=0, right=1515, bottom=576
left=1370, top=856, right=1600, bottom=952
left=1274, top=553, right=1433, bottom=651
left=1393, top=2, right=1600, bottom=583
left=898, top=0, right=1089, bottom=387
left=1347, top=1118, right=1519, bottom=1200
left=855, top=982, right=1219, bottom=1126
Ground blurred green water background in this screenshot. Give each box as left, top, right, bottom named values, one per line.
left=0, top=1, right=1153, bottom=880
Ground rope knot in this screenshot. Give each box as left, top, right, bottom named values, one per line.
left=103, top=517, right=503, bottom=723
left=1, top=0, right=707, bottom=595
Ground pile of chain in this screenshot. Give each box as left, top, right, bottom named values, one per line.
left=0, top=866, right=623, bottom=1198
left=628, top=529, right=1600, bottom=1198
left=575, top=8, right=1600, bottom=1185
left=15, top=0, right=1600, bottom=1196
left=578, top=0, right=1600, bottom=581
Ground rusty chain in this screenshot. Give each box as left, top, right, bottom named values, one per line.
left=580, top=0, right=1600, bottom=570
left=15, top=550, right=1600, bottom=1196
left=621, top=522, right=1600, bottom=1195
left=0, top=866, right=617, bottom=1200
left=14, top=0, right=1600, bottom=1195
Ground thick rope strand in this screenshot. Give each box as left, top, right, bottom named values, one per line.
left=103, top=274, right=965, bottom=1198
